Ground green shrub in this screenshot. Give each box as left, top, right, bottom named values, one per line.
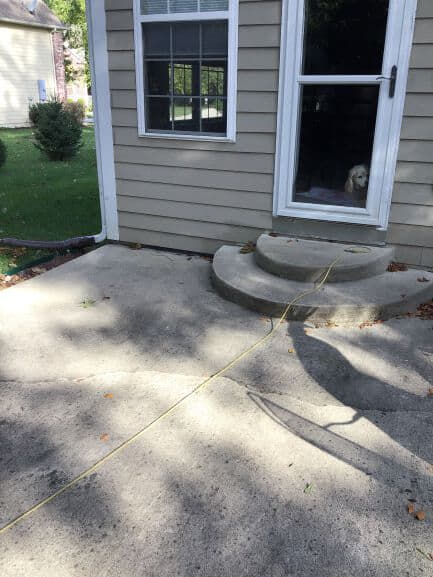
left=64, top=100, right=86, bottom=125
left=29, top=101, right=43, bottom=126
left=29, top=100, right=62, bottom=126
left=0, top=137, right=6, bottom=168
left=33, top=101, right=83, bottom=161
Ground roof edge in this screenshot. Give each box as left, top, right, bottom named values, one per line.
left=0, top=15, right=67, bottom=30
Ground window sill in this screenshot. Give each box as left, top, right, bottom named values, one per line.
left=137, top=131, right=236, bottom=143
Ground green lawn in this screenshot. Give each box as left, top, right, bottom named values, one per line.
left=0, top=126, right=101, bottom=273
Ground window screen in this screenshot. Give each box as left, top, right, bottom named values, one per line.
left=143, top=20, right=228, bottom=135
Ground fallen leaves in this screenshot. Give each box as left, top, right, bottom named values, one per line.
left=407, top=501, right=427, bottom=521
left=99, top=433, right=110, bottom=442
left=359, top=319, right=384, bottom=329
left=387, top=261, right=408, bottom=272
left=80, top=298, right=96, bottom=308
left=406, top=299, right=433, bottom=320
left=239, top=241, right=256, bottom=254
left=103, top=393, right=114, bottom=399
left=130, top=243, right=142, bottom=250
left=344, top=246, right=371, bottom=254
left=0, top=252, right=81, bottom=292
left=416, top=548, right=433, bottom=562
left=303, top=483, right=313, bottom=494
left=427, top=388, right=433, bottom=398
left=288, top=348, right=294, bottom=354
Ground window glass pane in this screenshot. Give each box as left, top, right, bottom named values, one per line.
left=201, top=62, right=226, bottom=96
left=303, top=0, right=389, bottom=75
left=169, top=0, right=198, bottom=12
left=173, top=22, right=200, bottom=57
left=142, top=23, right=170, bottom=58
left=146, top=97, right=172, bottom=130
left=200, top=0, right=228, bottom=11
left=202, top=21, right=228, bottom=57
left=146, top=61, right=171, bottom=94
left=201, top=98, right=225, bottom=133
left=294, top=85, right=379, bottom=208
left=173, top=62, right=195, bottom=95
left=142, top=21, right=228, bottom=135
left=173, top=97, right=200, bottom=131
left=141, top=0, right=168, bottom=14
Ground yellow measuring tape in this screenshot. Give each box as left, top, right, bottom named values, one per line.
left=0, top=256, right=340, bottom=536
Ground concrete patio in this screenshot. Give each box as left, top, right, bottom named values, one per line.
left=0, top=245, right=432, bottom=576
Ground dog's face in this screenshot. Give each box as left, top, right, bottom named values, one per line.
left=345, top=164, right=369, bottom=194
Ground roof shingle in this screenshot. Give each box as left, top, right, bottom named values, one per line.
left=0, top=0, right=65, bottom=29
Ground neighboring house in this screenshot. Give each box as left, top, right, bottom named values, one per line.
left=64, top=45, right=90, bottom=107
left=0, top=0, right=66, bottom=127
left=90, top=0, right=433, bottom=267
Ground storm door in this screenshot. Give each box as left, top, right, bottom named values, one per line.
left=274, top=0, right=416, bottom=227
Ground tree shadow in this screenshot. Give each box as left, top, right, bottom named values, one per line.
left=0, top=247, right=432, bottom=575
left=2, top=375, right=428, bottom=577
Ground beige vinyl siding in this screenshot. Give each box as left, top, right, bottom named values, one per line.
left=106, top=0, right=278, bottom=251
left=390, top=0, right=433, bottom=267
left=0, top=23, right=56, bottom=127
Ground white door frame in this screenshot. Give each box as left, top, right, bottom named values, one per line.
left=273, top=0, right=418, bottom=229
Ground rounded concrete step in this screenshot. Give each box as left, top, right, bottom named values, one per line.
left=212, top=245, right=433, bottom=322
left=255, top=234, right=394, bottom=282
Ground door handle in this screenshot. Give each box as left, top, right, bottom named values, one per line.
left=377, top=66, right=398, bottom=98
left=389, top=65, right=398, bottom=98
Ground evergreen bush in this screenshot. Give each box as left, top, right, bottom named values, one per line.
left=32, top=101, right=83, bottom=161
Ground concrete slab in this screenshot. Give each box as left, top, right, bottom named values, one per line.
left=0, top=245, right=432, bottom=576
left=212, top=246, right=433, bottom=321
left=256, top=234, right=395, bottom=282
left=1, top=378, right=432, bottom=577
left=0, top=372, right=200, bottom=527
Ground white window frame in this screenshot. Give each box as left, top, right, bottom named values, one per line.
left=132, top=0, right=239, bottom=142
left=273, top=0, right=417, bottom=229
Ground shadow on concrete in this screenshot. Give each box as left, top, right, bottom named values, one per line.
left=0, top=247, right=432, bottom=575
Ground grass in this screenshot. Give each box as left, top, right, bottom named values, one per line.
left=0, top=126, right=101, bottom=273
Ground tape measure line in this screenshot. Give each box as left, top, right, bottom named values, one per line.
left=0, top=257, right=340, bottom=536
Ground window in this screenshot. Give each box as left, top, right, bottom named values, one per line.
left=133, top=0, right=238, bottom=140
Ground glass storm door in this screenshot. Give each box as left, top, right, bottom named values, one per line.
left=274, top=0, right=415, bottom=227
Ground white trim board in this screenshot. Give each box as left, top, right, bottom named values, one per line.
left=132, top=0, right=239, bottom=142
left=273, top=0, right=418, bottom=230
left=86, top=0, right=119, bottom=240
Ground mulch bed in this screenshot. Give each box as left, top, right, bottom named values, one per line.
left=0, top=252, right=83, bottom=292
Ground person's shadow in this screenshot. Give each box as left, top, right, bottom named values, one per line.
left=249, top=322, right=433, bottom=481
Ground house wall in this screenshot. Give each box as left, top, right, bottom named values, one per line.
left=389, top=0, right=433, bottom=267
left=0, top=23, right=57, bottom=127
left=105, top=0, right=433, bottom=264
left=106, top=0, right=276, bottom=253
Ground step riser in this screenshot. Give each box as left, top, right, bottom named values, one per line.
left=255, top=235, right=395, bottom=283
left=212, top=269, right=431, bottom=322
left=212, top=247, right=433, bottom=323
left=255, top=251, right=394, bottom=283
